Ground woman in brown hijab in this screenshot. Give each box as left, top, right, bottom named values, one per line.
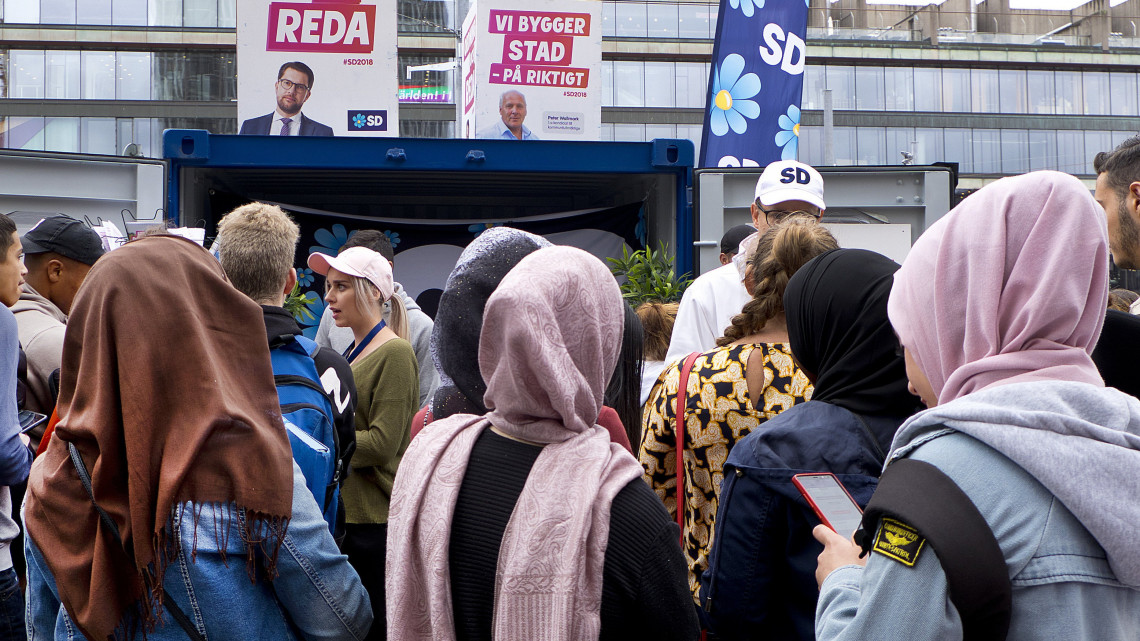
left=24, top=235, right=372, bottom=640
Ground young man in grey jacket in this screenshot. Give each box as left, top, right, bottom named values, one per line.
left=315, top=230, right=440, bottom=407
left=10, top=215, right=104, bottom=446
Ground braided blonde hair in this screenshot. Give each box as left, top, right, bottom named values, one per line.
left=716, top=217, right=838, bottom=346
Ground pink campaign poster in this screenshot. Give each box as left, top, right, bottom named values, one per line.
left=237, top=0, right=399, bottom=137
left=461, top=0, right=602, bottom=141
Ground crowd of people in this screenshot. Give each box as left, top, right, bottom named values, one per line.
left=0, top=140, right=1138, bottom=640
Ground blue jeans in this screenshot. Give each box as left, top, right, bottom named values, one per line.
left=0, top=567, right=24, bottom=641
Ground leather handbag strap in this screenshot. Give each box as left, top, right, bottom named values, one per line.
left=859, top=457, right=1011, bottom=641
left=67, top=442, right=207, bottom=641
left=674, top=352, right=700, bottom=539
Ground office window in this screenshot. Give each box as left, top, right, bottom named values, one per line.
left=40, top=0, right=76, bottom=24
left=614, top=124, right=647, bottom=141
left=613, top=61, right=645, bottom=107
left=82, top=117, right=118, bottom=155
left=82, top=52, right=116, bottom=99
left=998, top=69, right=1027, bottom=113
left=1027, top=70, right=1054, bottom=115
left=153, top=51, right=235, bottom=101
left=615, top=1, right=647, bottom=37
left=798, top=125, right=822, bottom=165
left=801, top=64, right=825, bottom=110
left=4, top=0, right=39, bottom=22
left=1083, top=71, right=1109, bottom=116
left=831, top=127, right=857, bottom=165
left=43, top=117, right=79, bottom=152
left=646, top=124, right=676, bottom=141
left=45, top=51, right=81, bottom=99
left=113, top=0, right=148, bottom=26
left=942, top=68, right=970, bottom=112
left=601, top=61, right=614, bottom=106
left=601, top=1, right=616, bottom=37
left=1054, top=71, right=1082, bottom=115
left=117, top=52, right=151, bottom=100
left=970, top=68, right=1000, bottom=113
left=913, top=67, right=941, bottom=112
left=600, top=123, right=615, bottom=141
left=148, top=0, right=182, bottom=26
left=678, top=2, right=713, bottom=38
left=184, top=0, right=218, bottom=27
left=1028, top=130, right=1056, bottom=172
left=971, top=129, right=1000, bottom=173
left=884, top=67, right=914, bottom=111
left=825, top=66, right=855, bottom=110
left=944, top=128, right=971, bottom=173
left=646, top=2, right=678, bottom=38
left=1000, top=129, right=1028, bottom=174
left=854, top=66, right=884, bottom=110
left=1084, top=130, right=1112, bottom=173
left=1056, top=131, right=1084, bottom=174
left=10, top=50, right=46, bottom=99
left=1109, top=73, right=1138, bottom=117
left=856, top=127, right=886, bottom=165
left=644, top=62, right=676, bottom=108
left=676, top=62, right=708, bottom=108
left=5, top=117, right=46, bottom=150
left=218, top=0, right=235, bottom=27
left=1112, top=130, right=1134, bottom=149
left=78, top=0, right=111, bottom=24
left=915, top=128, right=943, bottom=165
left=886, top=128, right=915, bottom=165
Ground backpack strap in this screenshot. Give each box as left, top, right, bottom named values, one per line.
left=293, top=335, right=321, bottom=359
left=674, top=352, right=700, bottom=540
left=67, top=442, right=208, bottom=641
left=858, top=457, right=1011, bottom=641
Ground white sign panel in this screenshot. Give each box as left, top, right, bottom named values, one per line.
left=237, top=0, right=398, bottom=137
left=462, top=0, right=601, bottom=141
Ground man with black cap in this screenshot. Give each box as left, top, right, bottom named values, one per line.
left=10, top=215, right=104, bottom=443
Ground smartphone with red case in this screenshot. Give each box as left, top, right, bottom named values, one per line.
left=792, top=472, right=864, bottom=538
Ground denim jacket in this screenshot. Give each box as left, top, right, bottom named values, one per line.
left=26, top=460, right=373, bottom=640
left=816, top=429, right=1140, bottom=640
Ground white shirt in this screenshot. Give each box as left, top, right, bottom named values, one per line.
left=271, top=112, right=305, bottom=136
left=664, top=262, right=752, bottom=366
left=476, top=118, right=539, bottom=140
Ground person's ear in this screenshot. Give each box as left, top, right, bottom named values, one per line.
left=750, top=202, right=762, bottom=229
left=46, top=259, right=64, bottom=284
left=282, top=268, right=297, bottom=298
left=1129, top=182, right=1140, bottom=219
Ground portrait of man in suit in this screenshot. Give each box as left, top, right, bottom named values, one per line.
left=239, top=61, right=334, bottom=137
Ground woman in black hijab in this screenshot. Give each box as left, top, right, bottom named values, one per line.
left=700, top=248, right=922, bottom=641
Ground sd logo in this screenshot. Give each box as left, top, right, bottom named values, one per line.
left=780, top=167, right=813, bottom=185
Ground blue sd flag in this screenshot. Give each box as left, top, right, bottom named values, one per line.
left=699, top=0, right=809, bottom=168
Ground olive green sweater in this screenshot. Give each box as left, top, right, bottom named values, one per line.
left=343, top=337, right=419, bottom=524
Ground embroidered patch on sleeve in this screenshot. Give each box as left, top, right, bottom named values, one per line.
left=872, top=518, right=926, bottom=567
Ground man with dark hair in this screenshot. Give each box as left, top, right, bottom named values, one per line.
left=0, top=212, right=31, bottom=641
left=1094, top=136, right=1140, bottom=274
left=719, top=224, right=755, bottom=266
left=315, top=230, right=440, bottom=406
left=239, top=61, right=333, bottom=136
left=10, top=215, right=104, bottom=441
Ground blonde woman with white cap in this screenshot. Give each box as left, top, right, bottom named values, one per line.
left=309, top=246, right=419, bottom=641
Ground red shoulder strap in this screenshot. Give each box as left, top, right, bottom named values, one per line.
left=674, top=352, right=700, bottom=538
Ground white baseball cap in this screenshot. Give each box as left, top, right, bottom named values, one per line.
left=307, top=246, right=394, bottom=300
left=754, top=160, right=826, bottom=211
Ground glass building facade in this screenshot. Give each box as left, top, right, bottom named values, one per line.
left=2, top=0, right=1140, bottom=182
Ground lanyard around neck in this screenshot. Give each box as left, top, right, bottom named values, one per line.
left=343, top=320, right=387, bottom=363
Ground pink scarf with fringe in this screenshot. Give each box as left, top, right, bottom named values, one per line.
left=387, top=246, right=643, bottom=641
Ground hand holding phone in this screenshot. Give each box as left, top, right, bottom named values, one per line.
left=793, top=472, right=864, bottom=538
left=18, top=410, right=48, bottom=434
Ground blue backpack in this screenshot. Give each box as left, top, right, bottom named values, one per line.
left=269, top=334, right=340, bottom=534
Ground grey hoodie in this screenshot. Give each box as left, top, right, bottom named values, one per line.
left=315, top=282, right=440, bottom=407
left=890, top=380, right=1140, bottom=588
left=10, top=284, right=68, bottom=421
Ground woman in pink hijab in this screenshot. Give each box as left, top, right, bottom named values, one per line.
left=386, top=246, right=698, bottom=641
left=812, top=171, right=1140, bottom=640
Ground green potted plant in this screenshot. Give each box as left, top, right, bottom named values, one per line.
left=607, top=242, right=692, bottom=306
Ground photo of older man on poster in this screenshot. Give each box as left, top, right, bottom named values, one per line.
left=477, top=89, right=539, bottom=140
